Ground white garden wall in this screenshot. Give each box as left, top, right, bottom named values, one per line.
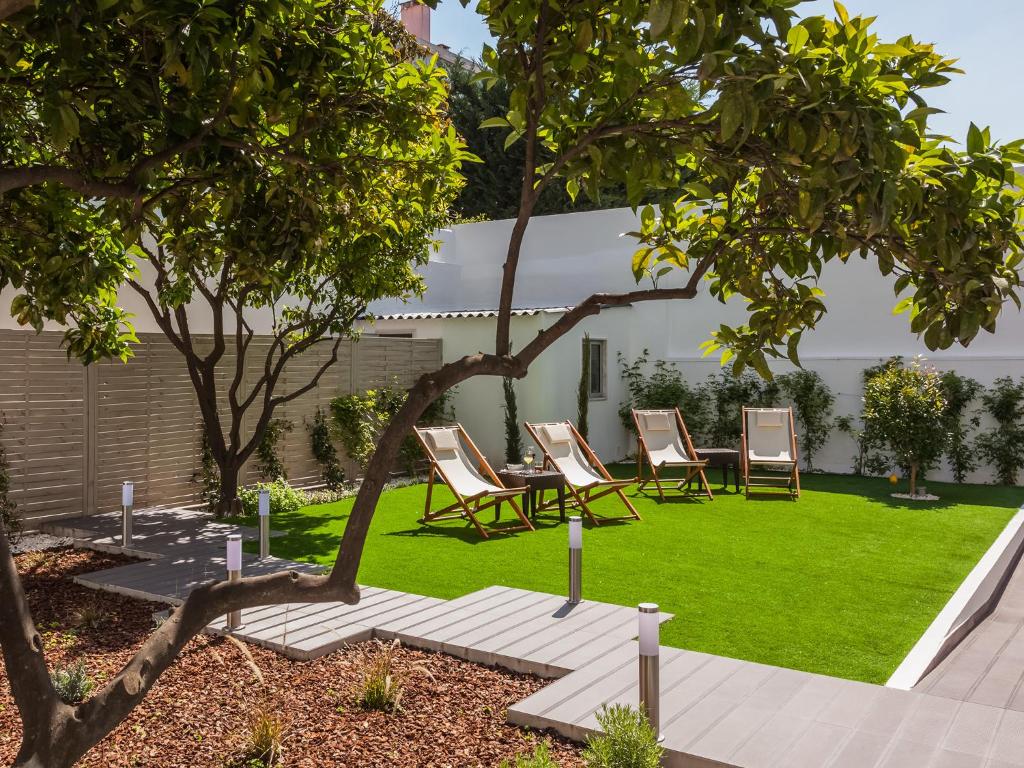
left=366, top=207, right=1024, bottom=484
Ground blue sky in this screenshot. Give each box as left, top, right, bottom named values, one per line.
left=428, top=0, right=1023, bottom=144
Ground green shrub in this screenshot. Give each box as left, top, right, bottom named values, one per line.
left=500, top=742, right=560, bottom=768
left=582, top=704, right=663, bottom=768
left=255, top=419, right=292, bottom=482
left=308, top=407, right=346, bottom=490
left=940, top=371, right=983, bottom=483
left=863, top=358, right=947, bottom=495
left=0, top=417, right=19, bottom=545
left=239, top=480, right=305, bottom=516
left=578, top=334, right=591, bottom=443
left=776, top=370, right=835, bottom=471
left=51, top=659, right=95, bottom=704
left=503, top=376, right=523, bottom=465
left=229, top=707, right=284, bottom=768
left=331, top=381, right=455, bottom=473
left=618, top=350, right=709, bottom=441
left=976, top=377, right=1024, bottom=485
left=705, top=371, right=778, bottom=446
left=356, top=640, right=404, bottom=713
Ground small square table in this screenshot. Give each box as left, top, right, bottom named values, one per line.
left=497, top=468, right=567, bottom=522
left=689, top=447, right=741, bottom=492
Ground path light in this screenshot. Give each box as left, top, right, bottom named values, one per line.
left=638, top=603, right=662, bottom=742
left=226, top=534, right=244, bottom=631
left=258, top=489, right=271, bottom=560
left=121, top=481, right=134, bottom=549
left=568, top=516, right=582, bottom=604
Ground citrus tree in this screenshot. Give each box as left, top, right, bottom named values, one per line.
left=2, top=1, right=1024, bottom=766
left=863, top=359, right=948, bottom=495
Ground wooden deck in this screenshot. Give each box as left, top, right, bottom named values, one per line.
left=54, top=508, right=1024, bottom=767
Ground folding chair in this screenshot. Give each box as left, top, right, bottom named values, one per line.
left=524, top=420, right=641, bottom=525
left=633, top=408, right=712, bottom=501
left=415, top=424, right=534, bottom=538
left=741, top=407, right=801, bottom=498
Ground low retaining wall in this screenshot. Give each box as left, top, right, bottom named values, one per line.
left=886, top=505, right=1024, bottom=690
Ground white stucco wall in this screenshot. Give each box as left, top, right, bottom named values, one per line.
left=366, top=207, right=1024, bottom=483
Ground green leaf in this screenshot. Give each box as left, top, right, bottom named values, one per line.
left=647, top=0, right=674, bottom=40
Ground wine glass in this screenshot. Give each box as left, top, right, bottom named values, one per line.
left=523, top=448, right=535, bottom=472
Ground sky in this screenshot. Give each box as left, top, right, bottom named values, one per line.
left=427, top=0, right=1024, bottom=144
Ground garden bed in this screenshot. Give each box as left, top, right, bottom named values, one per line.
left=0, top=548, right=582, bottom=767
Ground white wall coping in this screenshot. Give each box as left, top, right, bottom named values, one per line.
left=886, top=504, right=1024, bottom=690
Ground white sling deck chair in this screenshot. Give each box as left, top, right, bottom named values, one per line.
left=632, top=408, right=712, bottom=501
left=415, top=424, right=534, bottom=539
left=741, top=407, right=801, bottom=498
left=524, top=420, right=641, bottom=525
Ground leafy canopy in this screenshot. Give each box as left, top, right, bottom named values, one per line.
left=0, top=0, right=467, bottom=360
left=464, top=0, right=1024, bottom=372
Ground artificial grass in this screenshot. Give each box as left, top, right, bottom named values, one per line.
left=234, top=470, right=1022, bottom=684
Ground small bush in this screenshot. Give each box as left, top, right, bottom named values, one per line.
left=239, top=479, right=305, bottom=516
left=308, top=407, right=345, bottom=490
left=356, top=639, right=405, bottom=713
left=583, top=704, right=663, bottom=768
left=500, top=741, right=560, bottom=768
left=976, top=377, right=1024, bottom=485
left=863, top=358, right=947, bottom=495
left=72, top=602, right=108, bottom=630
left=618, top=350, right=709, bottom=440
left=255, top=419, right=293, bottom=482
left=0, top=417, right=20, bottom=545
left=776, top=369, right=834, bottom=471
left=236, top=707, right=284, bottom=767
left=302, top=487, right=353, bottom=506
left=51, top=659, right=95, bottom=704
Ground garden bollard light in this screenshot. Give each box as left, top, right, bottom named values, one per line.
left=226, top=534, right=244, bottom=631
left=638, top=603, right=663, bottom=742
left=568, top=516, right=582, bottom=604
left=258, top=489, right=271, bottom=559
left=121, top=481, right=134, bottom=549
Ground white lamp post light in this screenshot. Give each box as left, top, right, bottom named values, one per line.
left=258, top=489, right=271, bottom=559
left=638, top=603, right=662, bottom=741
left=568, top=516, right=582, bottom=604
left=121, top=481, right=134, bottom=548
left=226, top=534, right=244, bottom=631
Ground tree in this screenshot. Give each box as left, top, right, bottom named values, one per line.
left=863, top=359, right=948, bottom=495
left=447, top=65, right=630, bottom=219
left=577, top=334, right=591, bottom=442
left=502, top=376, right=523, bottom=464
left=3, top=0, right=466, bottom=515
left=777, top=370, right=835, bottom=471
left=3, top=1, right=1024, bottom=765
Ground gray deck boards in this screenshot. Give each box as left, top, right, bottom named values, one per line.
left=53, top=507, right=1024, bottom=767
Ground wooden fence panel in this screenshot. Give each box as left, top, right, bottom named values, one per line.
left=0, top=330, right=441, bottom=527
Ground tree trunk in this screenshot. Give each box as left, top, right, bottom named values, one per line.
left=216, top=460, right=243, bottom=517
left=910, top=462, right=919, bottom=496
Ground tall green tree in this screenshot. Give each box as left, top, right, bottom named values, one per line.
left=863, top=359, right=948, bottom=495
left=3, top=2, right=1023, bottom=766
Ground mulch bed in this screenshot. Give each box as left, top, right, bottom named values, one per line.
left=0, top=548, right=584, bottom=767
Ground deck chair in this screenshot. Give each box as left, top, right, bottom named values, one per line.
left=415, top=425, right=534, bottom=538
left=524, top=420, right=641, bottom=525
left=741, top=407, right=800, bottom=498
left=632, top=408, right=712, bottom=501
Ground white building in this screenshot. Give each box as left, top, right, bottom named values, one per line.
left=365, top=207, right=1024, bottom=484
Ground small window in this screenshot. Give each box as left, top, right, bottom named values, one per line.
left=587, top=338, right=607, bottom=399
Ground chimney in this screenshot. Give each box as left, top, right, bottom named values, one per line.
left=400, top=1, right=430, bottom=43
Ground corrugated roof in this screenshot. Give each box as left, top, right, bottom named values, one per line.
left=371, top=307, right=575, bottom=321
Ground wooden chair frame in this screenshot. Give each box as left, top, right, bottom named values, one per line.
left=524, top=420, right=641, bottom=526
left=740, top=406, right=801, bottom=498
left=416, top=424, right=534, bottom=539
left=632, top=408, right=713, bottom=501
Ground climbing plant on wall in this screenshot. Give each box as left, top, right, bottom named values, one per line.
left=0, top=418, right=19, bottom=545
left=939, top=371, right=983, bottom=483
left=976, top=377, right=1024, bottom=485
left=776, top=370, right=835, bottom=471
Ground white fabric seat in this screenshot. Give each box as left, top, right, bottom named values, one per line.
left=632, top=408, right=711, bottom=501
left=741, top=407, right=801, bottom=498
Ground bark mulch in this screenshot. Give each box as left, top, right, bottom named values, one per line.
left=0, top=548, right=584, bottom=768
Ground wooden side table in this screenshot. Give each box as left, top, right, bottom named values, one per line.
left=497, top=469, right=567, bottom=522
left=689, top=448, right=741, bottom=492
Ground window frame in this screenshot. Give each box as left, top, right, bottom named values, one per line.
left=586, top=338, right=608, bottom=401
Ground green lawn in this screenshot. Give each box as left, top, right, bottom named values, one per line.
left=233, top=470, right=1022, bottom=684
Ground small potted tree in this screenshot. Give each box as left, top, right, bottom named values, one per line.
left=863, top=358, right=948, bottom=499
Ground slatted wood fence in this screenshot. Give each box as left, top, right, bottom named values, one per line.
left=0, top=330, right=442, bottom=528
